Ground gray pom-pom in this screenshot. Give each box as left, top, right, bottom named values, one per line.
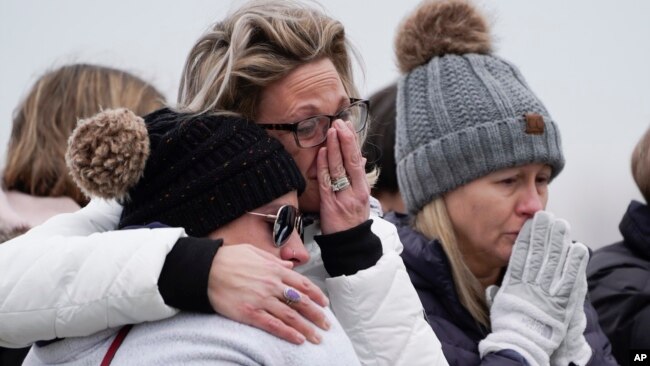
left=395, top=0, right=492, bottom=73
left=66, top=108, right=150, bottom=200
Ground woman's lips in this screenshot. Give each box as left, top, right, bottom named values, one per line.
left=504, top=232, right=520, bottom=242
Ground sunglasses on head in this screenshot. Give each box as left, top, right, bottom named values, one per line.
left=247, top=205, right=303, bottom=248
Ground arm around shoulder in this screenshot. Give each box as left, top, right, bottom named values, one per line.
left=0, top=199, right=187, bottom=347
left=27, top=198, right=124, bottom=236
left=325, top=217, right=448, bottom=366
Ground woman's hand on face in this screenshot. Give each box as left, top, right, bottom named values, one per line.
left=207, top=244, right=330, bottom=345
left=317, top=119, right=370, bottom=235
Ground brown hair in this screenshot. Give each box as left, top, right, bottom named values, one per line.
left=3, top=63, right=165, bottom=206
left=0, top=225, right=29, bottom=244
left=632, top=125, right=650, bottom=203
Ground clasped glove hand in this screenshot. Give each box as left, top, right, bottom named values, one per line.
left=479, top=211, right=590, bottom=366
left=550, top=303, right=592, bottom=366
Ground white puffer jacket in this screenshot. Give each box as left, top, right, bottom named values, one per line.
left=0, top=199, right=447, bottom=366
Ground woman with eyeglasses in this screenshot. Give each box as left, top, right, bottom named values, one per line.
left=23, top=108, right=362, bottom=365
left=1, top=1, right=446, bottom=365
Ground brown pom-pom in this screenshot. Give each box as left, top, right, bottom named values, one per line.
left=66, top=108, right=150, bottom=201
left=395, top=0, right=492, bottom=73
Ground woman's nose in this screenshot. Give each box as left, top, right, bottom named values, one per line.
left=279, top=232, right=310, bottom=266
left=516, top=184, right=544, bottom=218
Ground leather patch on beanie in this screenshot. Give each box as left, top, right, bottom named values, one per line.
left=525, top=113, right=545, bottom=135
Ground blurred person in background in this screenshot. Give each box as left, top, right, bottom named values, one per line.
left=588, top=124, right=650, bottom=366
left=362, top=83, right=405, bottom=215
left=0, top=63, right=165, bottom=365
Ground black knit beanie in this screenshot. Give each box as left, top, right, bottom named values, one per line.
left=66, top=108, right=305, bottom=237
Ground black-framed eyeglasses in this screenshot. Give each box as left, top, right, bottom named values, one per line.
left=259, top=98, right=369, bottom=148
left=247, top=205, right=303, bottom=248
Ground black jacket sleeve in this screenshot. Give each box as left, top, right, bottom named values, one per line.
left=314, top=219, right=382, bottom=277
left=157, top=236, right=223, bottom=313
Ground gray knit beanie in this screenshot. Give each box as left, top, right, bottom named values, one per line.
left=394, top=0, right=564, bottom=214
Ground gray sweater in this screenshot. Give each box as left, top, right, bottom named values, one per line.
left=24, top=308, right=360, bottom=365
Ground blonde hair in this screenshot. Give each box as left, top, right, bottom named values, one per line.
left=178, top=0, right=361, bottom=131
left=3, top=64, right=165, bottom=206
left=632, top=125, right=650, bottom=203
left=177, top=0, right=377, bottom=187
left=414, top=198, right=490, bottom=327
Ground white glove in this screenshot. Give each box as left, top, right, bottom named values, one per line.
left=479, top=211, right=590, bottom=366
left=550, top=279, right=592, bottom=366
left=486, top=272, right=592, bottom=366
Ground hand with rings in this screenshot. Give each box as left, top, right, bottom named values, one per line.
left=207, top=244, right=330, bottom=345
left=318, top=119, right=371, bottom=235
left=283, top=286, right=302, bottom=305
left=330, top=175, right=351, bottom=192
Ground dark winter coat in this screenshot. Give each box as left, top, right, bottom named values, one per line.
left=588, top=200, right=650, bottom=366
left=386, top=212, right=617, bottom=366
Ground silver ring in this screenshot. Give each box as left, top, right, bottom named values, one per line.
left=330, top=176, right=351, bottom=192
left=283, top=287, right=301, bottom=305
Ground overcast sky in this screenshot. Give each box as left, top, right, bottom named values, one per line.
left=1, top=0, right=649, bottom=249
